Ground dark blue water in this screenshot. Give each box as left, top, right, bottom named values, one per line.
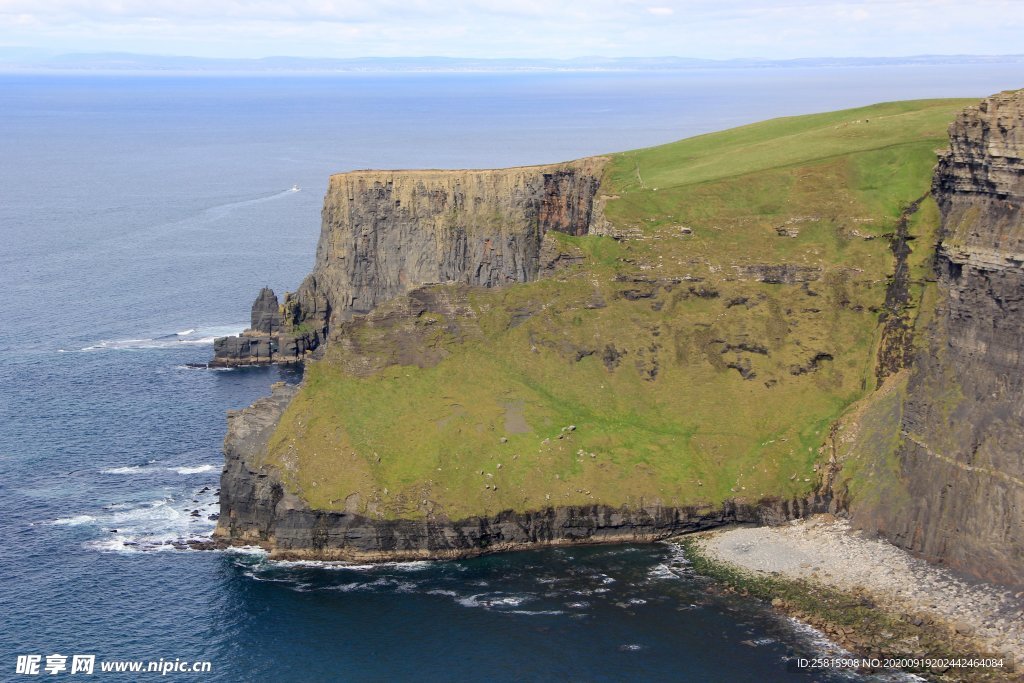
left=3, top=65, right=1022, bottom=681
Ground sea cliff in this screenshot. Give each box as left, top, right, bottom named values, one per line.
left=212, top=94, right=1023, bottom=581
left=211, top=159, right=606, bottom=366
left=843, top=90, right=1024, bottom=586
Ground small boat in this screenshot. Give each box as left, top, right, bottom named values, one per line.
left=291, top=184, right=300, bottom=192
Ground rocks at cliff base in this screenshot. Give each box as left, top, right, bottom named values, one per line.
left=210, top=288, right=322, bottom=367
left=699, top=518, right=1024, bottom=663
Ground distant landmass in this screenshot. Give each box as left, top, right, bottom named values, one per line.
left=2, top=50, right=1024, bottom=73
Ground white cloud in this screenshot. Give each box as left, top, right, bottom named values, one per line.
left=0, top=0, right=1022, bottom=59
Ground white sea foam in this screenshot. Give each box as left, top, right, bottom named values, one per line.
left=457, top=593, right=531, bottom=609
left=101, top=465, right=155, bottom=475
left=102, top=463, right=218, bottom=475
left=388, top=560, right=432, bottom=572
left=270, top=560, right=359, bottom=570
left=270, top=559, right=434, bottom=572
left=81, top=338, right=151, bottom=351
left=648, top=563, right=678, bottom=580
left=79, top=324, right=245, bottom=352
left=226, top=545, right=269, bottom=558
left=178, top=336, right=219, bottom=345
left=747, top=637, right=776, bottom=646
left=70, top=486, right=218, bottom=554
left=52, top=515, right=96, bottom=526
left=171, top=464, right=217, bottom=474
left=648, top=542, right=691, bottom=580
left=322, top=578, right=417, bottom=593
left=83, top=537, right=144, bottom=553
left=509, top=609, right=564, bottom=616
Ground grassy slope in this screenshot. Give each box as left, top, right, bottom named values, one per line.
left=264, top=99, right=971, bottom=520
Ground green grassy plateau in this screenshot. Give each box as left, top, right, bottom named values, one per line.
left=264, top=99, right=971, bottom=520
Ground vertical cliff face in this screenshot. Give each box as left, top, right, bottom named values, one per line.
left=212, top=159, right=606, bottom=364
left=861, top=90, right=1024, bottom=586
left=291, top=159, right=606, bottom=333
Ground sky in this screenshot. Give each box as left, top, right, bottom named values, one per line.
left=1, top=0, right=1022, bottom=61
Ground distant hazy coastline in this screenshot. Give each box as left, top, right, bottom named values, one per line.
left=2, top=50, right=1023, bottom=75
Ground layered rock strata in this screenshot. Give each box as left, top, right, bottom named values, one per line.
left=211, top=159, right=606, bottom=365
left=214, top=93, right=1024, bottom=573
left=853, top=90, right=1024, bottom=586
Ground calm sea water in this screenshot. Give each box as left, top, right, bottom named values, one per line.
left=2, top=65, right=1022, bottom=681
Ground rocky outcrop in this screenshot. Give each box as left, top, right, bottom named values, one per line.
left=211, top=159, right=607, bottom=365
left=250, top=287, right=283, bottom=334
left=852, top=90, right=1024, bottom=587
left=209, top=288, right=322, bottom=367
left=295, top=160, right=605, bottom=325
left=213, top=380, right=827, bottom=560
left=874, top=196, right=926, bottom=386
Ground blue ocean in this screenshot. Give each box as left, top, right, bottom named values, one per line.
left=2, top=64, right=1022, bottom=681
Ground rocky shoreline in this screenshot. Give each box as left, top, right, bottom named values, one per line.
left=691, top=515, right=1023, bottom=678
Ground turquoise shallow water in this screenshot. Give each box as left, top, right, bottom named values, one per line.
left=2, top=66, right=1022, bottom=681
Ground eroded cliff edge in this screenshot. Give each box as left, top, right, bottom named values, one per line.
left=211, top=159, right=606, bottom=366
left=841, top=90, right=1024, bottom=586
left=212, top=96, right=1024, bottom=573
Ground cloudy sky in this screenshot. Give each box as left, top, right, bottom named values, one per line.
left=1, top=0, right=1021, bottom=60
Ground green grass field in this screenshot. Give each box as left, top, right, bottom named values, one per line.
left=262, top=98, right=972, bottom=520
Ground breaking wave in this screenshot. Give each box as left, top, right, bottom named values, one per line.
left=79, top=324, right=245, bottom=352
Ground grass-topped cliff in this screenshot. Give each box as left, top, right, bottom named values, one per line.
left=245, top=98, right=971, bottom=524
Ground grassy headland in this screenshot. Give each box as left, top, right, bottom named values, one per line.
left=261, top=99, right=972, bottom=521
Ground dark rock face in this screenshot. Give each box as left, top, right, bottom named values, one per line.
left=295, top=160, right=606, bottom=327
left=211, top=159, right=606, bottom=366
left=738, top=264, right=821, bottom=284
left=857, top=90, right=1024, bottom=587
left=875, top=196, right=926, bottom=386
left=209, top=287, right=322, bottom=368
left=213, top=381, right=827, bottom=560
left=250, top=287, right=283, bottom=334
